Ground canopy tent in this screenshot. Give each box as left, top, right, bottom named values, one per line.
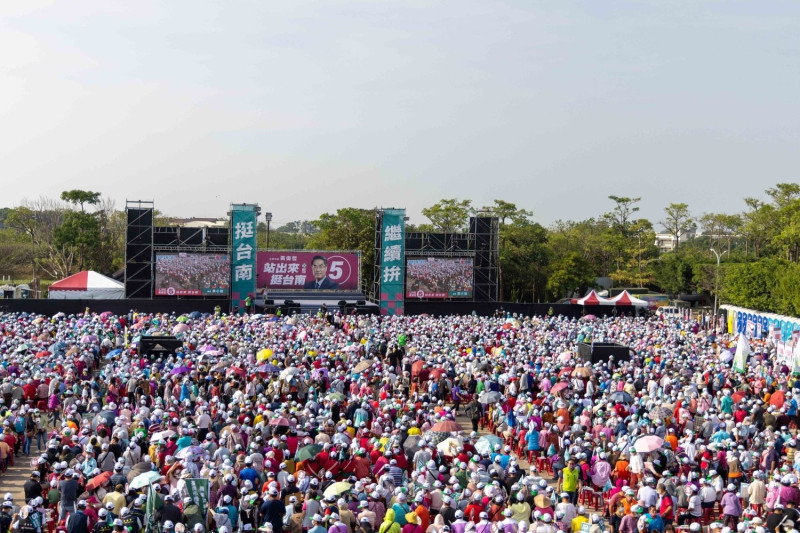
left=48, top=271, right=125, bottom=300
left=608, top=290, right=649, bottom=308
left=576, top=290, right=614, bottom=306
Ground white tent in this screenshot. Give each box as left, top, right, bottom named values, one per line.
left=576, top=290, right=614, bottom=306
left=48, top=271, right=125, bottom=300
left=608, top=290, right=649, bottom=308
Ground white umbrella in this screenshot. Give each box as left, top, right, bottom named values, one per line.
left=280, top=367, right=300, bottom=381
left=150, top=430, right=176, bottom=442
left=436, top=437, right=463, bottom=456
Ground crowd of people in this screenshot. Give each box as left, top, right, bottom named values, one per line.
left=0, top=308, right=793, bottom=533
left=155, top=255, right=230, bottom=294
left=406, top=259, right=473, bottom=297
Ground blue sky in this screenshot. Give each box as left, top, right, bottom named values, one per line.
left=1, top=1, right=798, bottom=228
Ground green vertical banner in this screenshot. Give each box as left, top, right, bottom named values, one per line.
left=145, top=484, right=163, bottom=533
left=185, top=478, right=210, bottom=518
left=230, top=204, right=259, bottom=312
left=379, top=209, right=406, bottom=316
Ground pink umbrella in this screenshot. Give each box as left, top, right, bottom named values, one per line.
left=172, top=324, right=190, bottom=333
left=269, top=417, right=290, bottom=427
left=634, top=435, right=664, bottom=453
left=228, top=366, right=246, bottom=378
left=550, top=382, right=569, bottom=394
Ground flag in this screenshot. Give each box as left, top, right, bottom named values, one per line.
left=733, top=333, right=750, bottom=374
left=185, top=478, right=210, bottom=518
left=145, top=484, right=163, bottom=533
left=793, top=340, right=800, bottom=376
left=770, top=326, right=782, bottom=344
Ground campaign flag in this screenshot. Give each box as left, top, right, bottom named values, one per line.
left=145, top=484, right=163, bottom=533
left=793, top=340, right=800, bottom=376
left=733, top=333, right=750, bottom=374
left=185, top=478, right=210, bottom=518
left=770, top=326, right=782, bottom=344
left=379, top=209, right=406, bottom=316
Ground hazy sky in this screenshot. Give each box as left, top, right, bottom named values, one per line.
left=2, top=1, right=798, bottom=228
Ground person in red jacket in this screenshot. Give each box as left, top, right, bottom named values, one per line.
left=463, top=494, right=485, bottom=523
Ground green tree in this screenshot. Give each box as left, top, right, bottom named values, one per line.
left=498, top=217, right=549, bottom=302
left=771, top=198, right=800, bottom=262
left=602, top=195, right=642, bottom=274
left=741, top=198, right=776, bottom=257
left=604, top=195, right=641, bottom=237
left=59, top=190, right=101, bottom=212
left=545, top=252, right=595, bottom=299
left=766, top=183, right=800, bottom=209
left=0, top=228, right=34, bottom=280
left=653, top=253, right=696, bottom=295
left=610, top=218, right=658, bottom=288
left=479, top=199, right=540, bottom=300
left=775, top=262, right=800, bottom=315
left=479, top=199, right=532, bottom=226
left=421, top=199, right=472, bottom=233
left=87, top=200, right=126, bottom=275
left=56, top=189, right=102, bottom=271
left=6, top=198, right=75, bottom=280
left=306, top=208, right=376, bottom=292
left=54, top=211, right=100, bottom=271
left=721, top=258, right=784, bottom=312
left=660, top=203, right=695, bottom=250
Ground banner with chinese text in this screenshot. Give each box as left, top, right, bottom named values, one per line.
left=257, top=251, right=360, bottom=290
left=185, top=478, right=210, bottom=518
left=230, top=204, right=259, bottom=312
left=379, top=209, right=405, bottom=315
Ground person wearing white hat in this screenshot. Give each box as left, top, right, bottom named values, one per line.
left=720, top=484, right=742, bottom=529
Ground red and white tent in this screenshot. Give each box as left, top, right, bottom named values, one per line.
left=576, top=290, right=614, bottom=306
left=48, top=271, right=125, bottom=300
left=608, top=290, right=649, bottom=307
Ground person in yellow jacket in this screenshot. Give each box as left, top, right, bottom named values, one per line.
left=379, top=509, right=401, bottom=533
left=570, top=506, right=589, bottom=533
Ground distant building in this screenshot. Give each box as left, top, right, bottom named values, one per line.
left=655, top=227, right=697, bottom=253
left=168, top=217, right=228, bottom=228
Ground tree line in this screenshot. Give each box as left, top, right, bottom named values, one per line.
left=1, top=184, right=799, bottom=314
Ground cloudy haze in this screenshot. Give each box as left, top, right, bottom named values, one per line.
left=1, top=1, right=798, bottom=227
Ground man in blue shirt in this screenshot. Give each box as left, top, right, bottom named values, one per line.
left=239, top=456, right=260, bottom=486
left=261, top=488, right=286, bottom=533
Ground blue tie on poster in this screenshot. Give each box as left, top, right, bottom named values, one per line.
left=379, top=209, right=406, bottom=316
left=230, top=204, right=260, bottom=312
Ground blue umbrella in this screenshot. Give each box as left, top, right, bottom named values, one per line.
left=105, top=348, right=122, bottom=360
left=189, top=311, right=203, bottom=319
left=49, top=342, right=67, bottom=355
left=475, top=434, right=503, bottom=454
